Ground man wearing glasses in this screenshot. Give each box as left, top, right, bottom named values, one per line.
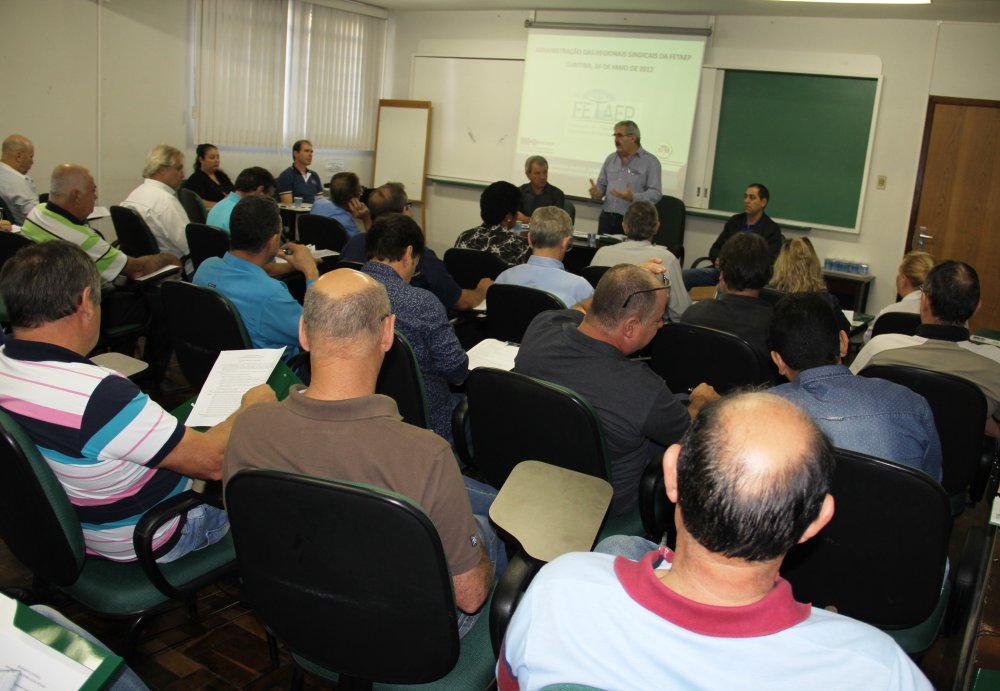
left=514, top=264, right=718, bottom=516
left=588, top=121, right=663, bottom=236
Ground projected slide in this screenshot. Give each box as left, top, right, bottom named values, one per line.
left=513, top=30, right=706, bottom=201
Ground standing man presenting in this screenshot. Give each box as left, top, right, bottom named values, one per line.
left=277, top=140, right=323, bottom=204
left=588, top=121, right=662, bottom=235
left=682, top=183, right=783, bottom=289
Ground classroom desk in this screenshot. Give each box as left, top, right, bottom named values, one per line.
left=278, top=203, right=312, bottom=242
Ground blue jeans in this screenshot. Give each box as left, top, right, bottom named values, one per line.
left=682, top=266, right=720, bottom=290
left=156, top=504, right=230, bottom=564
left=30, top=605, right=150, bottom=691
left=594, top=535, right=658, bottom=562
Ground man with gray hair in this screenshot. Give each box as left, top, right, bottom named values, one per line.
left=494, top=206, right=593, bottom=308
left=517, top=155, right=565, bottom=223
left=588, top=120, right=662, bottom=235
left=0, top=134, right=39, bottom=224
left=122, top=144, right=191, bottom=260
left=591, top=200, right=691, bottom=321
left=224, top=268, right=503, bottom=637
left=514, top=264, right=717, bottom=515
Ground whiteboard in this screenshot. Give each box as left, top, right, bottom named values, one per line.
left=372, top=100, right=431, bottom=203
left=411, top=56, right=524, bottom=183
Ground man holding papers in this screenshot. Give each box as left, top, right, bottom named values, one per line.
left=194, top=196, right=319, bottom=361
left=0, top=241, right=274, bottom=562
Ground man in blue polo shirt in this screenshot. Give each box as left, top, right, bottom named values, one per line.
left=277, top=140, right=323, bottom=204
left=206, top=166, right=275, bottom=232
left=194, top=196, right=318, bottom=361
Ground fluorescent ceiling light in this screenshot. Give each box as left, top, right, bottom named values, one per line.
left=771, top=0, right=930, bottom=4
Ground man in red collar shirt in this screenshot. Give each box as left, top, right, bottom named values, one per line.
left=498, top=392, right=931, bottom=690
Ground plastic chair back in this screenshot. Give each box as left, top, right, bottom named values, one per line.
left=226, top=469, right=461, bottom=684
left=871, top=311, right=921, bottom=338
left=486, top=284, right=565, bottom=343
left=858, top=364, right=987, bottom=506
left=654, top=195, right=686, bottom=266
left=580, top=265, right=610, bottom=289
left=781, top=448, right=950, bottom=631
left=162, top=281, right=252, bottom=389
left=185, top=223, right=229, bottom=272
left=375, top=332, right=429, bottom=429
left=464, top=367, right=610, bottom=490
left=759, top=286, right=787, bottom=306
left=297, top=214, right=349, bottom=252
left=0, top=410, right=86, bottom=586
left=649, top=322, right=774, bottom=394
left=0, top=231, right=33, bottom=268
left=443, top=247, right=508, bottom=289
left=110, top=205, right=160, bottom=257
left=563, top=200, right=576, bottom=223
left=178, top=188, right=208, bottom=224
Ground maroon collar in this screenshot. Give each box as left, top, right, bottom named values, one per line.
left=614, top=547, right=810, bottom=638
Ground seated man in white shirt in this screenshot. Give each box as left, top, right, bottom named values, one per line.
left=0, top=134, right=39, bottom=225
left=122, top=144, right=191, bottom=262
left=494, top=206, right=593, bottom=309
left=591, top=200, right=690, bottom=321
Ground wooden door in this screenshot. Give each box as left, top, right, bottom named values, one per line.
left=908, top=97, right=1000, bottom=332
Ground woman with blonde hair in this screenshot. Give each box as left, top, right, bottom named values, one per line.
left=769, top=237, right=852, bottom=334
left=864, top=251, right=935, bottom=342
left=771, top=237, right=826, bottom=293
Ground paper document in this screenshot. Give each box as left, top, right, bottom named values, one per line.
left=468, top=338, right=519, bottom=371
left=273, top=244, right=337, bottom=263
left=135, top=264, right=181, bottom=282
left=186, top=348, right=285, bottom=427
left=86, top=206, right=110, bottom=220
left=0, top=594, right=121, bottom=691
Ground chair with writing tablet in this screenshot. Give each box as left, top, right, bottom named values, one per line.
left=485, top=284, right=565, bottom=344
left=857, top=364, right=996, bottom=514
left=0, top=409, right=237, bottom=657
left=225, top=468, right=498, bottom=690
left=443, top=248, right=508, bottom=290
left=581, top=265, right=610, bottom=289
left=178, top=188, right=208, bottom=225
left=654, top=195, right=686, bottom=266
left=161, top=281, right=252, bottom=390
left=870, top=311, right=921, bottom=338
left=453, top=367, right=652, bottom=541
left=185, top=223, right=229, bottom=272
left=649, top=322, right=775, bottom=394
left=110, top=205, right=160, bottom=258
left=297, top=214, right=349, bottom=252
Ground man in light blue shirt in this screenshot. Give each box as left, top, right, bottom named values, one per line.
left=194, top=196, right=318, bottom=361
left=768, top=292, right=942, bottom=480
left=588, top=120, right=662, bottom=235
left=495, top=206, right=593, bottom=309
left=309, top=171, right=369, bottom=237
left=206, top=167, right=276, bottom=232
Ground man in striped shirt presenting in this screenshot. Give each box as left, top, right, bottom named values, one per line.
left=0, top=241, right=274, bottom=562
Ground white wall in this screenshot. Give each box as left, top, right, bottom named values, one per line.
left=385, top=10, right=1000, bottom=313
left=3, top=0, right=373, bottom=241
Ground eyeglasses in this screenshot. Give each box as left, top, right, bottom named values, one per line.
left=621, top=283, right=669, bottom=310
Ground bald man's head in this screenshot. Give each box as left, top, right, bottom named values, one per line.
left=2, top=135, right=35, bottom=174
left=302, top=269, right=392, bottom=357
left=48, top=164, right=97, bottom=220
left=676, top=392, right=834, bottom=562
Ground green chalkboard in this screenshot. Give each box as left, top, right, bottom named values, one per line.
left=709, top=71, right=878, bottom=230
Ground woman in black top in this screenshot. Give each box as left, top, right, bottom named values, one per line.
left=184, top=143, right=233, bottom=207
